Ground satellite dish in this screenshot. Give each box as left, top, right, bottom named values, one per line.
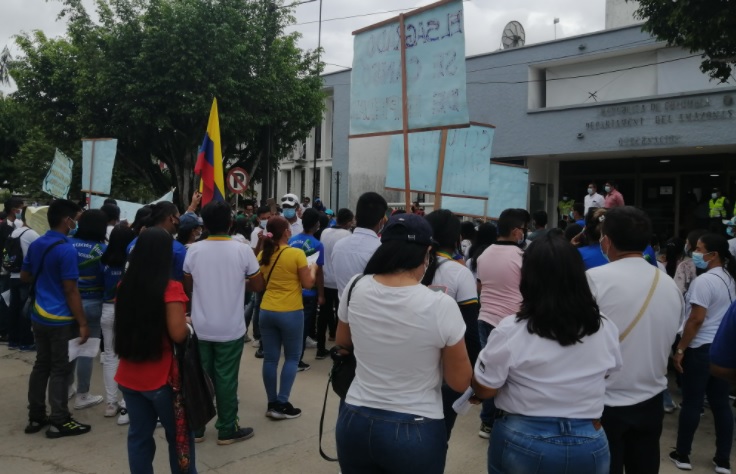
left=501, top=21, right=526, bottom=49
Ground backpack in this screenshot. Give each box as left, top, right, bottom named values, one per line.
left=2, top=228, right=30, bottom=273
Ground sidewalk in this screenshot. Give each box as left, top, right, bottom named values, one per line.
left=0, top=343, right=732, bottom=473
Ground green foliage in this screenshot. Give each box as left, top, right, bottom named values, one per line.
left=632, top=0, right=736, bottom=83
left=9, top=0, right=325, bottom=207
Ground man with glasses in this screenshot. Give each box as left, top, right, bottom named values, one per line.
left=474, top=208, right=530, bottom=439
left=281, top=193, right=303, bottom=235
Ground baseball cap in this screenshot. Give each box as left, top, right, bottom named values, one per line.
left=281, top=193, right=299, bottom=207
left=380, top=214, right=433, bottom=246
left=325, top=209, right=334, bottom=216
left=723, top=217, right=736, bottom=226
left=179, top=213, right=203, bottom=231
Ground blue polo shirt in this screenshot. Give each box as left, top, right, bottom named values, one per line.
left=711, top=302, right=736, bottom=368
left=579, top=243, right=608, bottom=270
left=22, top=230, right=79, bottom=326
left=126, top=235, right=187, bottom=281
left=288, top=233, right=324, bottom=297
left=69, top=237, right=107, bottom=300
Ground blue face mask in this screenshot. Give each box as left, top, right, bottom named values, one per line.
left=728, top=227, right=735, bottom=238
left=15, top=211, right=22, bottom=220
left=691, top=252, right=709, bottom=269
left=283, top=208, right=296, bottom=219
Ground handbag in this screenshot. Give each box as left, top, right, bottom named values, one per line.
left=174, top=328, right=217, bottom=430
left=23, top=239, right=65, bottom=318
left=319, top=274, right=366, bottom=462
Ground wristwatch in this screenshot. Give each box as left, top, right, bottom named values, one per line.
left=675, top=348, right=684, bottom=355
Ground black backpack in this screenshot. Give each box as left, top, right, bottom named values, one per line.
left=2, top=228, right=29, bottom=273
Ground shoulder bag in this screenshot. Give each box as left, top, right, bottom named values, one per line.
left=173, top=327, right=216, bottom=430
left=319, top=273, right=366, bottom=462
left=23, top=239, right=65, bottom=318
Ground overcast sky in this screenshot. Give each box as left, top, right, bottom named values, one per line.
left=1, top=0, right=608, bottom=90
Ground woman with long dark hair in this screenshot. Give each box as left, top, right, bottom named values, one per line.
left=670, top=233, right=736, bottom=472
left=99, top=225, right=135, bottom=425
left=114, top=228, right=195, bottom=473
left=472, top=233, right=622, bottom=473
left=68, top=209, right=108, bottom=409
left=663, top=237, right=686, bottom=278
left=466, top=222, right=497, bottom=280
left=258, top=216, right=317, bottom=420
left=335, top=214, right=472, bottom=474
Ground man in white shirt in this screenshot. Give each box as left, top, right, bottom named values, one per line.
left=8, top=206, right=40, bottom=350
left=183, top=201, right=265, bottom=445
left=281, top=193, right=303, bottom=235
left=332, top=192, right=388, bottom=296
left=316, top=208, right=354, bottom=358
left=584, top=183, right=605, bottom=215
left=587, top=206, right=684, bottom=474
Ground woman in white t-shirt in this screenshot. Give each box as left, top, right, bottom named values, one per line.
left=670, top=233, right=736, bottom=471
left=335, top=214, right=472, bottom=474
left=422, top=209, right=481, bottom=440
left=471, top=232, right=622, bottom=474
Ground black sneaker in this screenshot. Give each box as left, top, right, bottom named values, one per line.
left=315, top=349, right=329, bottom=360
left=216, top=427, right=254, bottom=445
left=266, top=402, right=286, bottom=420
left=274, top=402, right=301, bottom=419
left=714, top=457, right=731, bottom=474
left=669, top=450, right=692, bottom=470
left=24, top=417, right=49, bottom=434
left=46, top=418, right=91, bottom=438
left=297, top=361, right=311, bottom=372
left=255, top=348, right=264, bottom=359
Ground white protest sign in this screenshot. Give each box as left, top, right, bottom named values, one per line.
left=42, top=149, right=73, bottom=199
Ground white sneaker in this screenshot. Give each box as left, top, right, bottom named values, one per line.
left=117, top=407, right=130, bottom=425
left=74, top=392, right=104, bottom=409
left=305, top=337, right=318, bottom=349
left=251, top=339, right=261, bottom=348
left=104, top=402, right=120, bottom=417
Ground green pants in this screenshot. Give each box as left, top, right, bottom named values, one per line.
left=197, top=337, right=244, bottom=437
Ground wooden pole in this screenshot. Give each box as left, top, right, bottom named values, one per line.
left=434, top=129, right=449, bottom=210
left=399, top=14, right=412, bottom=212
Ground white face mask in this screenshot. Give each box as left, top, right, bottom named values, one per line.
left=604, top=186, right=611, bottom=193
left=260, top=219, right=268, bottom=229
left=712, top=193, right=718, bottom=200
left=587, top=188, right=594, bottom=195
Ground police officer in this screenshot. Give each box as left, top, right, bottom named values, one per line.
left=558, top=192, right=575, bottom=222
left=709, top=187, right=730, bottom=233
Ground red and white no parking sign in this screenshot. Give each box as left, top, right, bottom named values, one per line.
left=226, top=167, right=249, bottom=195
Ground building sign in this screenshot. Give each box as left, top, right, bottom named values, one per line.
left=580, top=94, right=734, bottom=147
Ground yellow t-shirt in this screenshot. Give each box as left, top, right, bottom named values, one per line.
left=259, top=246, right=308, bottom=312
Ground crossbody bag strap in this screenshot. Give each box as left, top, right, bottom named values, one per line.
left=619, top=268, right=660, bottom=343
left=319, top=273, right=367, bottom=463
left=264, top=247, right=287, bottom=289
left=31, top=239, right=65, bottom=289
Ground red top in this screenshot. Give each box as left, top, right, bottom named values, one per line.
left=115, top=280, right=189, bottom=392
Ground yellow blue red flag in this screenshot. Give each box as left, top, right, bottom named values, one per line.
left=194, top=98, right=226, bottom=206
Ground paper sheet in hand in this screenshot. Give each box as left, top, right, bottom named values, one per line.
left=68, top=337, right=100, bottom=362
left=452, top=387, right=475, bottom=415
left=0, top=290, right=9, bottom=307
left=307, top=251, right=321, bottom=266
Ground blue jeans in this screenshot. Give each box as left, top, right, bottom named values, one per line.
left=121, top=384, right=197, bottom=474
left=489, top=414, right=610, bottom=474
left=478, top=320, right=497, bottom=426
left=676, top=344, right=733, bottom=460
left=336, top=403, right=448, bottom=474
left=259, top=309, right=303, bottom=403
left=73, top=298, right=102, bottom=394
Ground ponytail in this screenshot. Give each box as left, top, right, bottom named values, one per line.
left=421, top=248, right=439, bottom=286
left=259, top=216, right=290, bottom=266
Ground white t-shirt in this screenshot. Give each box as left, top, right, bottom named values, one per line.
left=9, top=227, right=40, bottom=278
left=231, top=233, right=249, bottom=245
left=475, top=315, right=622, bottom=418
left=290, top=218, right=303, bottom=236
left=686, top=267, right=736, bottom=348
left=428, top=256, right=478, bottom=305
left=584, top=192, right=605, bottom=215
left=339, top=275, right=466, bottom=419
left=183, top=238, right=261, bottom=342
left=587, top=258, right=684, bottom=407
left=319, top=227, right=351, bottom=290
left=728, top=238, right=736, bottom=259
left=332, top=228, right=381, bottom=295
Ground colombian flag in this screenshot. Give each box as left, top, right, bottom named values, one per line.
left=194, top=98, right=226, bottom=206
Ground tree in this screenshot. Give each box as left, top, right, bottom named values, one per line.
left=632, top=0, right=736, bottom=83
left=9, top=0, right=325, bottom=207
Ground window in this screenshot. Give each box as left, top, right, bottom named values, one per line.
left=300, top=169, right=306, bottom=200
left=286, top=170, right=292, bottom=193
left=314, top=125, right=322, bottom=159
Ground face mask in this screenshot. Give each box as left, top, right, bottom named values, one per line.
left=587, top=188, right=594, bottom=195
left=260, top=219, right=268, bottom=229
left=599, top=237, right=610, bottom=262
left=712, top=193, right=718, bottom=199
left=691, top=252, right=709, bottom=269
left=283, top=208, right=296, bottom=219
left=15, top=211, right=22, bottom=220
left=517, top=229, right=527, bottom=246
left=562, top=196, right=568, bottom=201
left=67, top=218, right=78, bottom=235
left=728, top=227, right=735, bottom=238
left=604, top=186, right=611, bottom=193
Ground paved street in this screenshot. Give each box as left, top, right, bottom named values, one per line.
left=1, top=343, right=732, bottom=473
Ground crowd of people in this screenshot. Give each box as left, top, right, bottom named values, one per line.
left=2, top=185, right=736, bottom=474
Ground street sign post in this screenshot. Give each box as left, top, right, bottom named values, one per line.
left=227, top=167, right=249, bottom=211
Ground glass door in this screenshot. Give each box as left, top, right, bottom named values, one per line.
left=640, top=176, right=677, bottom=242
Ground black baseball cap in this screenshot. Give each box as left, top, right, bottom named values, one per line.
left=380, top=214, right=433, bottom=246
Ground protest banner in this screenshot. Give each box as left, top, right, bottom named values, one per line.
left=82, top=138, right=117, bottom=197
left=42, top=149, right=73, bottom=199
